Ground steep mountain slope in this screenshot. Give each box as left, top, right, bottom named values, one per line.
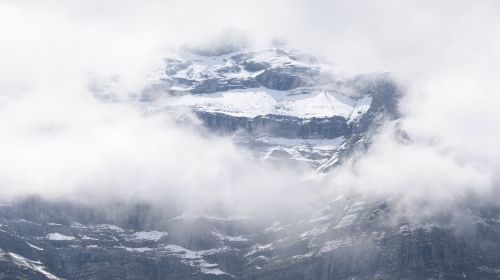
left=144, top=48, right=399, bottom=169
left=1, top=48, right=498, bottom=280
left=1, top=197, right=500, bottom=280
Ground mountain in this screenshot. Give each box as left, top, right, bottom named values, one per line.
left=1, top=48, right=499, bottom=280
left=2, top=196, right=500, bottom=279
left=144, top=48, right=399, bottom=170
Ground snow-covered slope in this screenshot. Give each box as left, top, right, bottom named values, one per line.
left=139, top=47, right=398, bottom=169
left=147, top=48, right=371, bottom=119
left=155, top=87, right=372, bottom=120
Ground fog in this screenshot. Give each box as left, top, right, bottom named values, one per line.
left=0, top=0, right=499, bottom=220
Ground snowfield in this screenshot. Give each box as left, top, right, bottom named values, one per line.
left=129, top=230, right=168, bottom=241
left=45, top=233, right=75, bottom=241
left=157, top=87, right=371, bottom=120
left=162, top=245, right=232, bottom=276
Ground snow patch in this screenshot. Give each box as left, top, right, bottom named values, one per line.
left=348, top=201, right=366, bottom=213
left=198, top=246, right=231, bottom=256
left=157, top=88, right=362, bottom=119
left=26, top=242, right=44, bottom=251
left=299, top=224, right=329, bottom=239
left=130, top=230, right=168, bottom=241
left=309, top=214, right=334, bottom=223
left=292, top=252, right=314, bottom=260
left=45, top=233, right=75, bottom=241
left=70, top=222, right=87, bottom=229
left=119, top=246, right=153, bottom=253
left=162, top=245, right=232, bottom=276
left=8, top=252, right=63, bottom=280
left=319, top=237, right=353, bottom=253
left=334, top=213, right=358, bottom=229
left=399, top=225, right=411, bottom=235
left=212, top=231, right=248, bottom=242
left=245, top=243, right=273, bottom=257
left=348, top=95, right=372, bottom=122
left=264, top=221, right=283, bottom=233
left=81, top=235, right=99, bottom=240
left=258, top=136, right=345, bottom=151
left=13, top=218, right=40, bottom=225
left=94, top=224, right=124, bottom=232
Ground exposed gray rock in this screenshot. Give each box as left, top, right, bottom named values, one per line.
left=1, top=197, right=500, bottom=279
left=255, top=67, right=318, bottom=91
left=195, top=112, right=350, bottom=139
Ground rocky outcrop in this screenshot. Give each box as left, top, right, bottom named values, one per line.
left=1, top=197, right=500, bottom=279
left=254, top=67, right=318, bottom=91
left=196, top=112, right=349, bottom=139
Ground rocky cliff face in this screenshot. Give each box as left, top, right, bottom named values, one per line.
left=1, top=197, right=500, bottom=280
left=143, top=48, right=399, bottom=169
left=1, top=48, right=498, bottom=280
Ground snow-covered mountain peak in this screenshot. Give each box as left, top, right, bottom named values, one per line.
left=140, top=48, right=399, bottom=169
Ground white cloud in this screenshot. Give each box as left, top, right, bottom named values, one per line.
left=0, top=0, right=499, bottom=220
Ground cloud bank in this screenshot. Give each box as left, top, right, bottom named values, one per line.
left=0, top=0, right=499, bottom=219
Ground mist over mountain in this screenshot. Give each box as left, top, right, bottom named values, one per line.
left=0, top=1, right=499, bottom=279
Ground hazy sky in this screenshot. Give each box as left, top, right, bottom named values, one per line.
left=0, top=0, right=499, bottom=218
